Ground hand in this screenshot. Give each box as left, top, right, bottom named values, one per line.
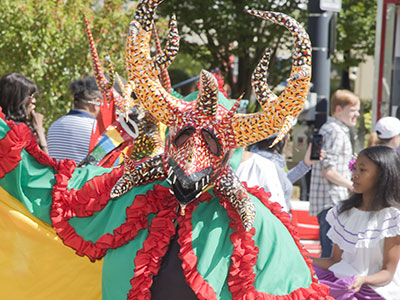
left=30, top=111, right=44, bottom=131
left=304, top=143, right=322, bottom=167
left=349, top=275, right=366, bottom=293
left=30, top=111, right=48, bottom=153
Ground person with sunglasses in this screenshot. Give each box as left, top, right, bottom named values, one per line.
left=0, top=72, right=48, bottom=153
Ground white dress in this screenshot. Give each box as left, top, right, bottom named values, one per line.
left=236, top=153, right=287, bottom=212
left=326, top=205, right=400, bottom=300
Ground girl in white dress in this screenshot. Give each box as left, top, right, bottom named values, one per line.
left=312, top=145, right=400, bottom=300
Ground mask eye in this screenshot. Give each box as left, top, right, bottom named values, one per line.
left=173, top=126, right=195, bottom=147
left=201, top=129, right=221, bottom=156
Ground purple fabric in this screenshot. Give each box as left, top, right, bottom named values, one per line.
left=313, top=265, right=385, bottom=300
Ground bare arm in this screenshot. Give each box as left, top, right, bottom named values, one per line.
left=31, top=111, right=48, bottom=154
left=311, top=243, right=343, bottom=270
left=350, top=235, right=400, bottom=292
left=322, top=168, right=353, bottom=192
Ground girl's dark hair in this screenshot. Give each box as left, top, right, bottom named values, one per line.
left=0, top=73, right=39, bottom=123
left=252, top=134, right=288, bottom=154
left=339, top=145, right=400, bottom=213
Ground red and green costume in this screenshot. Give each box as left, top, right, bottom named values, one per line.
left=0, top=0, right=333, bottom=299
left=0, top=110, right=330, bottom=299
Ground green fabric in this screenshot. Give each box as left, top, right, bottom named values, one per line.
left=67, top=165, right=112, bottom=190
left=0, top=149, right=55, bottom=223
left=101, top=218, right=153, bottom=300
left=0, top=149, right=114, bottom=224
left=0, top=116, right=10, bottom=139
left=70, top=180, right=167, bottom=242
left=191, top=191, right=234, bottom=299
left=229, top=148, right=243, bottom=172
left=171, top=88, right=184, bottom=99
left=250, top=193, right=312, bottom=294
left=189, top=190, right=312, bottom=298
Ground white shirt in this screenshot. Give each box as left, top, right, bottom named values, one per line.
left=236, top=153, right=287, bottom=212
left=327, top=205, right=400, bottom=300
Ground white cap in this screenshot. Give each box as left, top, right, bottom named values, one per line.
left=375, top=117, right=400, bottom=139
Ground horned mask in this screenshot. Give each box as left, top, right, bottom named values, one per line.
left=111, top=0, right=311, bottom=231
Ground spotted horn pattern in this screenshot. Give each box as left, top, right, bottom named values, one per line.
left=229, top=10, right=311, bottom=148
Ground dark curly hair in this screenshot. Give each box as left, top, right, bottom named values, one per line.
left=70, top=77, right=101, bottom=109
left=339, top=145, right=400, bottom=213
left=0, top=73, right=38, bottom=124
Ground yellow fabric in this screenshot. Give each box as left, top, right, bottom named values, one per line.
left=0, top=186, right=102, bottom=300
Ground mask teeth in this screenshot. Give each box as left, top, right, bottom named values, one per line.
left=169, top=189, right=174, bottom=195
left=195, top=181, right=199, bottom=190
left=172, top=175, right=177, bottom=184
left=195, top=192, right=202, bottom=199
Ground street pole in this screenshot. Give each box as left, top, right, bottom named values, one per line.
left=307, top=0, right=333, bottom=131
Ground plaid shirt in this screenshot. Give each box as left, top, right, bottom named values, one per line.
left=309, top=117, right=353, bottom=216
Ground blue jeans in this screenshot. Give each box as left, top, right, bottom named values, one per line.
left=317, top=208, right=333, bottom=258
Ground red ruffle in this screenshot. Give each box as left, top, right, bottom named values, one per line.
left=218, top=184, right=333, bottom=300
left=128, top=187, right=177, bottom=300
left=177, top=193, right=219, bottom=300
left=0, top=117, right=34, bottom=178
left=50, top=164, right=183, bottom=262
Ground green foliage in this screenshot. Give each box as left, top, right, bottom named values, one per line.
left=333, top=0, right=376, bottom=70
left=158, top=0, right=308, bottom=99
left=0, top=0, right=134, bottom=128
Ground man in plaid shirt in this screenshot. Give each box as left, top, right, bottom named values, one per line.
left=309, top=90, right=360, bottom=257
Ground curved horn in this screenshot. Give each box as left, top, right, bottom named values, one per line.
left=103, top=56, right=115, bottom=90
left=126, top=0, right=187, bottom=126
left=196, top=70, right=219, bottom=117
left=251, top=48, right=278, bottom=109
left=152, top=22, right=172, bottom=93
left=153, top=15, right=179, bottom=87
left=229, top=10, right=311, bottom=148
left=84, top=14, right=123, bottom=104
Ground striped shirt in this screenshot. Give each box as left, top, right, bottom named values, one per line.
left=309, top=117, right=353, bottom=216
left=47, top=109, right=96, bottom=164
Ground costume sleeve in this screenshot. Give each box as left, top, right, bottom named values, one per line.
left=0, top=112, right=146, bottom=261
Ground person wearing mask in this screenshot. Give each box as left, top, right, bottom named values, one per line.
left=47, top=76, right=102, bottom=164
left=309, top=89, right=360, bottom=258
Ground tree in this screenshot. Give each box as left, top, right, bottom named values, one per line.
left=157, top=0, right=308, bottom=102
left=333, top=0, right=376, bottom=90
left=0, top=0, right=134, bottom=128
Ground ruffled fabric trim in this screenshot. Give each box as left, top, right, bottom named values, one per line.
left=128, top=186, right=178, bottom=300
left=177, top=192, right=218, bottom=300
left=327, top=205, right=400, bottom=253
left=0, top=116, right=35, bottom=178
left=219, top=184, right=332, bottom=300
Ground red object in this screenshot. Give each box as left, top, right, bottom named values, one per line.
left=290, top=202, right=321, bottom=257
left=89, top=94, right=116, bottom=153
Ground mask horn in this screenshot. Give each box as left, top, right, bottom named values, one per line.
left=84, top=14, right=123, bottom=104
left=196, top=70, right=219, bottom=117
left=126, top=0, right=187, bottom=126
left=229, top=10, right=311, bottom=148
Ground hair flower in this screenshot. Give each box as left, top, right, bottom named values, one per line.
left=348, top=154, right=358, bottom=172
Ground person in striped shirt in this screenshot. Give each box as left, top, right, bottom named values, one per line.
left=47, top=77, right=101, bottom=164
